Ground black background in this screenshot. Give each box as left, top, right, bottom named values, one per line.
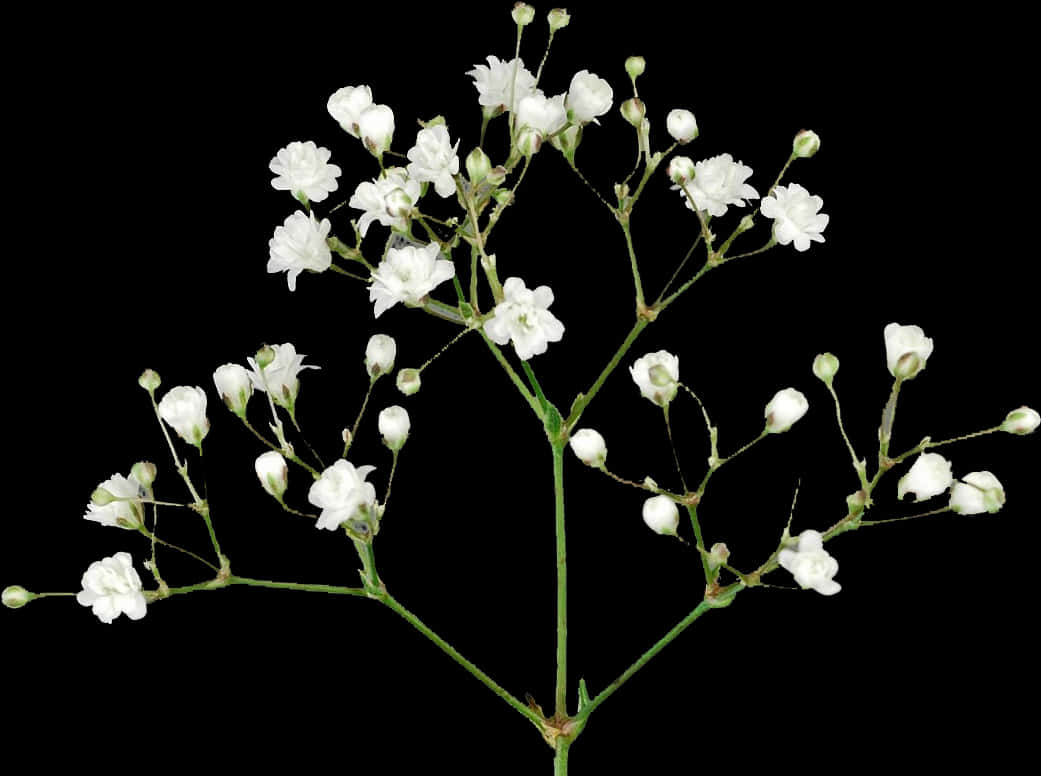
left=3, top=2, right=1037, bottom=771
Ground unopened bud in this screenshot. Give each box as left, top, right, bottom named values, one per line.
left=384, top=187, right=413, bottom=219
left=396, top=368, right=421, bottom=396
left=625, top=56, right=646, bottom=82
left=486, top=166, right=507, bottom=186
left=666, top=109, right=698, bottom=144
left=1000, top=406, right=1039, bottom=435
left=568, top=428, right=607, bottom=467
left=642, top=495, right=679, bottom=536
left=793, top=129, right=821, bottom=158
left=620, top=98, right=645, bottom=127
left=378, top=405, right=411, bottom=451
left=667, top=156, right=695, bottom=185
left=516, top=126, right=542, bottom=156
left=2, top=585, right=33, bottom=609
left=707, top=542, right=730, bottom=571
left=812, top=353, right=840, bottom=385
left=893, top=352, right=922, bottom=380
left=547, top=7, right=570, bottom=31
left=91, top=487, right=116, bottom=506
left=365, top=334, right=397, bottom=379
left=466, top=147, right=492, bottom=185
left=255, top=451, right=288, bottom=499
left=512, top=2, right=535, bottom=26
left=254, top=345, right=276, bottom=370
left=138, top=369, right=161, bottom=393
left=131, top=461, right=157, bottom=489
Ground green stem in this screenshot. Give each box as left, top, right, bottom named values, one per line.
left=381, top=591, right=544, bottom=730
left=139, top=527, right=219, bottom=572
left=566, top=318, right=649, bottom=430
left=344, top=378, right=376, bottom=457
left=552, top=439, right=568, bottom=718
left=878, top=378, right=903, bottom=467
left=827, top=382, right=869, bottom=489
left=522, top=360, right=549, bottom=410
left=554, top=737, right=572, bottom=776
left=619, top=219, right=645, bottom=307
left=422, top=298, right=467, bottom=325
left=239, top=416, right=320, bottom=478
left=656, top=263, right=711, bottom=314
left=478, top=329, right=544, bottom=421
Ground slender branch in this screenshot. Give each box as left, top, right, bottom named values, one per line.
left=552, top=440, right=569, bottom=718
left=344, top=378, right=376, bottom=457
left=477, top=329, right=544, bottom=421
left=566, top=318, right=649, bottom=430
left=619, top=219, right=645, bottom=307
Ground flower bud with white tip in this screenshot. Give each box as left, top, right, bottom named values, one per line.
left=666, top=109, right=698, bottom=143
left=625, top=56, right=646, bottom=82
left=1001, top=406, right=1039, bottom=435
left=466, top=147, right=492, bottom=185
left=667, top=156, right=695, bottom=185
left=359, top=104, right=395, bottom=157
left=569, top=428, right=607, bottom=467
left=3, top=585, right=33, bottom=609
left=620, top=98, right=645, bottom=127
left=812, top=353, right=839, bottom=385
left=397, top=368, right=421, bottom=396
left=138, top=369, right=161, bottom=394
left=384, top=187, right=414, bottom=220
left=630, top=351, right=679, bottom=407
left=158, top=386, right=209, bottom=446
left=707, top=542, right=730, bottom=571
left=365, top=334, right=397, bottom=379
left=213, top=363, right=253, bottom=416
left=793, top=129, right=821, bottom=158
left=897, top=452, right=953, bottom=501
left=512, top=2, right=535, bottom=25
left=764, top=388, right=809, bottom=433
left=131, top=461, right=157, bottom=490
left=378, top=406, right=411, bottom=451
left=254, top=451, right=287, bottom=500
left=548, top=7, right=570, bottom=31
left=884, top=323, right=933, bottom=380
left=516, top=126, right=542, bottom=157
left=642, top=495, right=679, bottom=536
left=566, top=70, right=613, bottom=124
left=949, top=471, right=1005, bottom=514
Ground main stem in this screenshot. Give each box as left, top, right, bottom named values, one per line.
left=552, top=439, right=568, bottom=718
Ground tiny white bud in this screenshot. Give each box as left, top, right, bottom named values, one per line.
left=884, top=323, right=933, bottom=381
left=130, top=461, right=157, bottom=489
left=897, top=452, right=953, bottom=502
left=949, top=471, right=1005, bottom=515
left=812, top=353, right=840, bottom=384
left=378, top=406, right=411, bottom=451
left=396, top=368, right=421, bottom=396
left=1000, top=406, right=1039, bottom=435
left=516, top=126, right=542, bottom=156
left=2, top=585, right=33, bottom=609
left=625, top=56, right=646, bottom=81
left=512, top=2, right=535, bottom=26
left=384, top=187, right=413, bottom=219
left=466, top=147, right=492, bottom=184
left=764, top=388, right=809, bottom=433
left=620, top=98, right=645, bottom=127
left=569, top=429, right=607, bottom=467
left=213, top=363, right=253, bottom=416
left=547, top=7, right=570, bottom=31
left=667, top=156, right=695, bottom=185
left=138, top=369, right=161, bottom=393
left=365, top=334, right=397, bottom=379
left=707, top=542, right=730, bottom=571
left=642, top=495, right=679, bottom=536
left=255, top=451, right=288, bottom=499
left=666, top=109, right=698, bottom=144
left=793, top=129, right=821, bottom=158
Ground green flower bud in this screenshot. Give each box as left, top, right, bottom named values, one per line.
left=2, top=585, right=33, bottom=609
left=91, top=487, right=117, bottom=506
left=620, top=97, right=645, bottom=127
left=466, top=147, right=492, bottom=185
left=548, top=7, right=570, bottom=31
left=512, top=2, right=535, bottom=26
left=812, top=353, right=840, bottom=385
left=396, top=368, right=422, bottom=396
left=254, top=345, right=276, bottom=369
left=793, top=129, right=821, bottom=158
left=138, top=369, right=161, bottom=393
left=625, top=56, right=646, bottom=82
left=131, top=461, right=157, bottom=489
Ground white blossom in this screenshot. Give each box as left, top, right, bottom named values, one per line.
left=308, top=460, right=378, bottom=531
left=467, top=56, right=537, bottom=114
left=569, top=429, right=607, bottom=467
left=778, top=530, right=840, bottom=595
left=378, top=406, right=411, bottom=451
left=269, top=141, right=341, bottom=204
left=764, top=388, right=809, bottom=433
left=369, top=243, right=456, bottom=318
left=884, top=323, right=934, bottom=380
left=949, top=471, right=1005, bottom=515
left=213, top=363, right=254, bottom=415
left=642, top=495, right=679, bottom=536
left=247, top=343, right=320, bottom=410
left=267, top=210, right=332, bottom=291
left=516, top=92, right=567, bottom=136
left=76, top=552, right=147, bottom=624
left=629, top=351, right=679, bottom=407
left=255, top=451, right=288, bottom=499
left=365, top=334, right=397, bottom=378
left=566, top=70, right=613, bottom=124
left=897, top=452, right=953, bottom=502
left=760, top=183, right=829, bottom=252
left=327, top=85, right=373, bottom=137
left=406, top=125, right=460, bottom=199
left=666, top=109, right=698, bottom=143
left=358, top=104, right=395, bottom=154
left=349, top=168, right=422, bottom=237
left=1001, top=406, right=1040, bottom=435
left=158, top=386, right=209, bottom=445
left=672, top=153, right=758, bottom=217
left=84, top=471, right=145, bottom=530
left=483, top=276, right=565, bottom=360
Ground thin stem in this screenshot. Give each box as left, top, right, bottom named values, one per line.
left=598, top=467, right=687, bottom=500
left=567, top=159, right=612, bottom=211
left=861, top=507, right=952, bottom=526
left=139, top=527, right=220, bottom=572
left=422, top=298, right=467, bottom=325
left=566, top=318, right=650, bottom=430
left=663, top=405, right=688, bottom=492
left=419, top=327, right=475, bottom=373
left=344, top=378, right=376, bottom=457
left=239, top=416, right=320, bottom=478
left=381, top=591, right=544, bottom=729
left=382, top=449, right=400, bottom=511
left=619, top=219, right=645, bottom=307
left=655, top=232, right=704, bottom=305
left=827, top=382, right=868, bottom=489
left=878, top=378, right=903, bottom=466
left=656, top=263, right=711, bottom=314
left=478, top=329, right=544, bottom=421
left=289, top=410, right=326, bottom=470
left=328, top=264, right=369, bottom=282
left=522, top=360, right=549, bottom=410
left=552, top=440, right=568, bottom=718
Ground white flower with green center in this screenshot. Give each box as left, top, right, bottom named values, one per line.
left=349, top=168, right=421, bottom=237
left=483, top=277, right=565, bottom=360
left=883, top=323, right=933, bottom=380
left=629, top=351, right=679, bottom=407
left=760, top=183, right=829, bottom=252
left=269, top=140, right=341, bottom=204
left=949, top=471, right=1005, bottom=514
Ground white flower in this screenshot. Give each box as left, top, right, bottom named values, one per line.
left=158, top=386, right=209, bottom=445
left=642, top=495, right=679, bottom=536
left=406, top=125, right=460, bottom=199
left=358, top=104, right=395, bottom=154
left=308, top=460, right=378, bottom=531
left=269, top=141, right=341, bottom=204
left=378, top=406, right=411, bottom=451
left=949, top=471, right=1005, bottom=515
left=760, top=183, right=829, bottom=252
left=569, top=429, right=607, bottom=467
left=629, top=351, right=679, bottom=407
left=1001, top=406, right=1040, bottom=435
left=365, top=334, right=397, bottom=378
left=566, top=70, right=613, bottom=124
left=672, top=153, right=758, bottom=217
left=84, top=471, right=145, bottom=530
left=516, top=92, right=568, bottom=136
left=349, top=168, right=422, bottom=237
left=883, top=323, right=934, bottom=380
left=467, top=55, right=538, bottom=113
left=327, top=85, right=373, bottom=137
left=267, top=210, right=332, bottom=291
left=483, top=276, right=566, bottom=360
left=778, top=530, right=840, bottom=596
left=76, top=552, right=147, bottom=624
left=369, top=243, right=456, bottom=318
left=255, top=451, right=288, bottom=499
left=247, top=343, right=320, bottom=410
left=213, top=363, right=253, bottom=415
left=764, top=388, right=809, bottom=433
left=898, top=452, right=953, bottom=501
left=666, top=109, right=698, bottom=143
